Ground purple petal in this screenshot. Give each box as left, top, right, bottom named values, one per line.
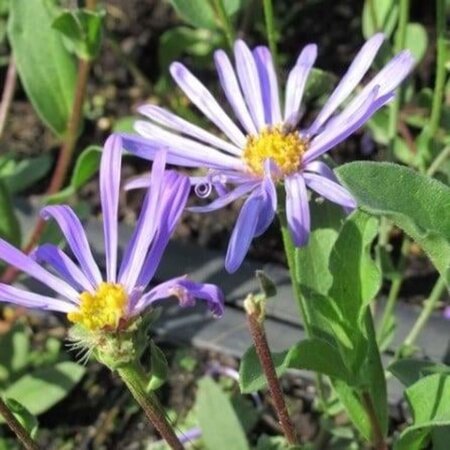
left=214, top=49, right=258, bottom=135
left=253, top=46, right=281, bottom=125
left=124, top=173, right=151, bottom=191
left=255, top=160, right=277, bottom=236
left=32, top=244, right=94, bottom=292
left=303, top=172, right=357, bottom=209
left=303, top=86, right=393, bottom=164
left=41, top=205, right=103, bottom=288
left=308, top=33, right=385, bottom=135
left=189, top=181, right=258, bottom=213
left=170, top=62, right=246, bottom=147
left=225, top=192, right=262, bottom=273
left=284, top=44, right=317, bottom=127
left=285, top=173, right=310, bottom=246
left=118, top=151, right=168, bottom=290
left=234, top=40, right=266, bottom=130
left=0, top=239, right=79, bottom=303
left=135, top=121, right=243, bottom=166
left=0, top=283, right=76, bottom=313
left=135, top=276, right=224, bottom=317
left=101, top=134, right=122, bottom=283
left=139, top=104, right=242, bottom=156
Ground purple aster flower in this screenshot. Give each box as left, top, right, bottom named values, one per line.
left=0, top=135, right=224, bottom=332
left=120, top=35, right=414, bottom=273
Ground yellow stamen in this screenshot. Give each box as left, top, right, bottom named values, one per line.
left=242, top=125, right=309, bottom=177
left=68, top=282, right=128, bottom=331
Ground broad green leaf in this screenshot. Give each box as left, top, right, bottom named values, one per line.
left=0, top=154, right=53, bottom=194
left=394, top=374, right=450, bottom=450
left=389, top=359, right=450, bottom=387
left=147, top=341, right=168, bottom=391
left=0, top=322, right=30, bottom=381
left=362, top=0, right=398, bottom=38
left=404, top=23, right=428, bottom=64
left=52, top=9, right=104, bottom=60
left=0, top=180, right=21, bottom=246
left=8, top=0, right=76, bottom=135
left=46, top=145, right=101, bottom=204
left=337, top=162, right=450, bottom=288
left=239, top=346, right=288, bottom=394
left=4, top=361, right=85, bottom=415
left=3, top=398, right=38, bottom=437
left=168, top=0, right=241, bottom=29
left=196, top=377, right=249, bottom=450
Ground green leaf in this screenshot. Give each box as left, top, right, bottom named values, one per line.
left=0, top=179, right=21, bottom=246
left=394, top=374, right=450, bottom=450
left=239, top=346, right=288, bottom=394
left=46, top=145, right=101, bottom=203
left=337, top=162, right=450, bottom=288
left=168, top=0, right=241, bottom=29
left=362, top=0, right=398, bottom=39
left=3, top=398, right=38, bottom=438
left=0, top=323, right=30, bottom=382
left=4, top=361, right=85, bottom=415
left=404, top=23, right=428, bottom=64
left=52, top=9, right=104, bottom=60
left=389, top=359, right=450, bottom=387
left=303, top=68, right=335, bottom=103
left=0, top=154, right=53, bottom=194
left=8, top=0, right=77, bottom=136
left=196, top=377, right=249, bottom=450
left=147, top=342, right=168, bottom=391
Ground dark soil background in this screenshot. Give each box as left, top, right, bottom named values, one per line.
left=0, top=0, right=446, bottom=448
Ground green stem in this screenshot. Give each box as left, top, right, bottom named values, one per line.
left=428, top=0, right=447, bottom=139
left=377, top=237, right=410, bottom=346
left=117, top=363, right=184, bottom=450
left=360, top=391, right=387, bottom=450
left=402, top=276, right=447, bottom=351
left=427, top=145, right=450, bottom=177
left=387, top=0, right=410, bottom=161
left=210, top=0, right=235, bottom=50
left=262, top=0, right=277, bottom=63
left=0, top=397, right=40, bottom=450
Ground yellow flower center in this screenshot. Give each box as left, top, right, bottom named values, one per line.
left=68, top=282, right=128, bottom=331
left=242, top=126, right=309, bottom=177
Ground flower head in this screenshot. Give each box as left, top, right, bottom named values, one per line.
left=0, top=135, right=224, bottom=332
left=121, top=35, right=414, bottom=273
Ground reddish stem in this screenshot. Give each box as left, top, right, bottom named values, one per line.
left=0, top=58, right=17, bottom=139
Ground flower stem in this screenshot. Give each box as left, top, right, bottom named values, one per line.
left=0, top=58, right=17, bottom=139
left=210, top=0, right=235, bottom=50
left=1, top=1, right=97, bottom=284
left=262, top=0, right=277, bottom=63
left=400, top=276, right=446, bottom=353
left=0, top=397, right=40, bottom=450
left=245, top=304, right=298, bottom=445
left=387, top=0, right=410, bottom=161
left=360, top=391, right=387, bottom=450
left=427, top=145, right=450, bottom=177
left=117, top=363, right=184, bottom=450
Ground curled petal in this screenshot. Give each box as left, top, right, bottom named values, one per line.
left=136, top=276, right=225, bottom=317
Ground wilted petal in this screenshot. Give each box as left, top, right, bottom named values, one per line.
left=285, top=173, right=310, bottom=246
left=170, top=62, right=246, bottom=147
left=136, top=276, right=225, bottom=317
left=41, top=205, right=102, bottom=288
left=101, top=134, right=122, bottom=283
left=303, top=172, right=356, bottom=209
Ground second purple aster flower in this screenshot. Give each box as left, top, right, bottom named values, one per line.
left=121, top=35, right=414, bottom=273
